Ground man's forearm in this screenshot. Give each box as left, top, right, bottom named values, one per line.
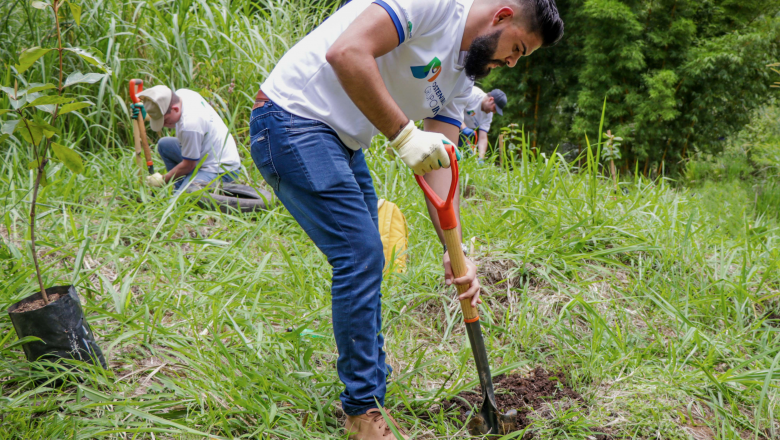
left=478, top=133, right=489, bottom=159
left=165, top=162, right=195, bottom=182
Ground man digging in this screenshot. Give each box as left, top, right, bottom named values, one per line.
left=250, top=0, right=563, bottom=438
left=459, top=87, right=507, bottom=164
left=132, top=85, right=241, bottom=192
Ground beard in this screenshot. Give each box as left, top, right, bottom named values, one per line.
left=464, top=29, right=504, bottom=81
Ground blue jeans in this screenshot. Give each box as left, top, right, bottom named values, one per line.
left=157, top=137, right=239, bottom=192
left=249, top=100, right=388, bottom=416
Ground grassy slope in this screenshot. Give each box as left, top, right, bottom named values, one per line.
left=2, top=1, right=780, bottom=439
left=2, top=142, right=780, bottom=439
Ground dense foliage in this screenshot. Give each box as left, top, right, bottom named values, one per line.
left=485, top=0, right=780, bottom=176
left=0, top=0, right=338, bottom=154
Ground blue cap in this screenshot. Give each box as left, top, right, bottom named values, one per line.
left=487, top=89, right=507, bottom=115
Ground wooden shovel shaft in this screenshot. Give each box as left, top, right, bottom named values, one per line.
left=443, top=228, right=479, bottom=322
left=131, top=116, right=145, bottom=178
left=136, top=116, right=154, bottom=174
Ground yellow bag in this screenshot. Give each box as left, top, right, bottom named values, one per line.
left=377, top=199, right=408, bottom=273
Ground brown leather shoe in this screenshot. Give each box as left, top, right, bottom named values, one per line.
left=344, top=408, right=410, bottom=439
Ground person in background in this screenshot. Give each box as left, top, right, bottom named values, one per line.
left=132, top=85, right=241, bottom=192
left=459, top=87, right=507, bottom=164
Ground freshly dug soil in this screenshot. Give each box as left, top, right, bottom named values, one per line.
left=447, top=367, right=612, bottom=439
left=10, top=293, right=63, bottom=313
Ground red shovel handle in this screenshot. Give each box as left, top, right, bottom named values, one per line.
left=129, top=79, right=143, bottom=104
left=414, top=144, right=459, bottom=231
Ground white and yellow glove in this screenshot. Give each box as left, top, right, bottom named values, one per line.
left=388, top=121, right=451, bottom=176
left=146, top=172, right=165, bottom=187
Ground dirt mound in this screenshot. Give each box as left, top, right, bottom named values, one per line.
left=446, top=367, right=611, bottom=439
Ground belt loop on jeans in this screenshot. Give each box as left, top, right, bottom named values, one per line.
left=253, top=89, right=270, bottom=110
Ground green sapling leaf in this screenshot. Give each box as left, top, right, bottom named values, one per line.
left=0, top=109, right=11, bottom=116
left=64, top=47, right=112, bottom=74
left=32, top=115, right=58, bottom=138
left=52, top=142, right=84, bottom=174
left=17, top=120, right=43, bottom=145
left=30, top=1, right=49, bottom=10
left=27, top=158, right=43, bottom=170
left=59, top=101, right=93, bottom=114
left=26, top=83, right=57, bottom=94
left=8, top=94, right=27, bottom=110
left=68, top=1, right=82, bottom=26
left=0, top=86, right=16, bottom=98
left=16, top=47, right=53, bottom=74
left=26, top=95, right=75, bottom=107
left=2, top=119, right=20, bottom=135
left=64, top=72, right=105, bottom=87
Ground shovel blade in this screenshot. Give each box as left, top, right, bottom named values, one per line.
left=467, top=403, right=518, bottom=437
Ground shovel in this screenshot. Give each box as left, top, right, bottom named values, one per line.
left=128, top=79, right=155, bottom=176
left=415, top=146, right=518, bottom=437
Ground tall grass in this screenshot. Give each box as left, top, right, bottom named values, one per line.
left=1, top=0, right=335, bottom=154
left=2, top=0, right=780, bottom=439
left=3, top=130, right=780, bottom=437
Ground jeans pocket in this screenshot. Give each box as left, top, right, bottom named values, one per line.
left=250, top=128, right=271, bottom=166
left=250, top=128, right=280, bottom=191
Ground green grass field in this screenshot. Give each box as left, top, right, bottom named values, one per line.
left=2, top=141, right=780, bottom=439
left=2, top=0, right=780, bottom=438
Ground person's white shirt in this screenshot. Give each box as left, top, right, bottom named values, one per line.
left=462, top=87, right=493, bottom=134
left=261, top=0, right=475, bottom=150
left=175, top=89, right=241, bottom=174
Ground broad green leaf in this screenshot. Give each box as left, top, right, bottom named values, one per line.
left=2, top=119, right=20, bottom=135
left=68, top=1, right=82, bottom=26
left=26, top=83, right=56, bottom=94
left=59, top=101, right=92, bottom=114
left=0, top=86, right=16, bottom=97
left=64, top=72, right=105, bottom=87
left=17, top=120, right=43, bottom=145
left=27, top=158, right=42, bottom=170
left=26, top=95, right=75, bottom=107
left=0, top=109, right=11, bottom=116
left=64, top=47, right=112, bottom=74
left=52, top=142, right=84, bottom=174
left=35, top=104, right=56, bottom=114
left=17, top=117, right=57, bottom=144
left=16, top=47, right=52, bottom=74
left=33, top=115, right=58, bottom=138
left=0, top=134, right=9, bottom=145
left=9, top=95, right=27, bottom=110
left=31, top=1, right=49, bottom=9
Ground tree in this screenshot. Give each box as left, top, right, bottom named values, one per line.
left=484, top=0, right=780, bottom=176
left=2, top=0, right=109, bottom=302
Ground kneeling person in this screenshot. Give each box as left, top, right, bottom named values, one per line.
left=134, top=85, right=241, bottom=190
left=459, top=87, right=506, bottom=162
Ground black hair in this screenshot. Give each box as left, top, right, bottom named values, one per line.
left=519, top=0, right=564, bottom=48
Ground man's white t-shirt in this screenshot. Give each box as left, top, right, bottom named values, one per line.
left=462, top=87, right=493, bottom=133
left=175, top=89, right=241, bottom=174
left=262, top=0, right=475, bottom=151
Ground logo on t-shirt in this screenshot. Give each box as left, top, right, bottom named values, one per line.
left=466, top=110, right=475, bottom=116
left=411, top=57, right=442, bottom=82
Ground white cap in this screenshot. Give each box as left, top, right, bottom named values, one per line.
left=137, top=85, right=172, bottom=132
